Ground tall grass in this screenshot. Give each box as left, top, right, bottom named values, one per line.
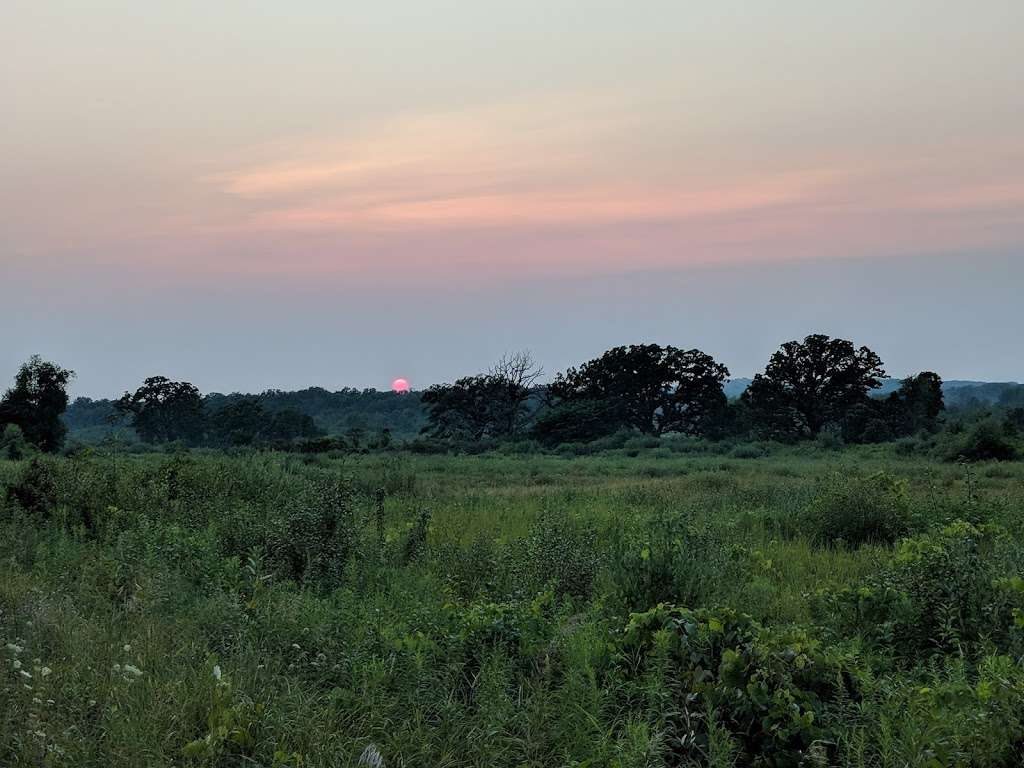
left=1, top=446, right=1023, bottom=765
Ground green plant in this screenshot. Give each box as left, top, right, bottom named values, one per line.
left=621, top=605, right=853, bottom=767
left=182, top=664, right=265, bottom=764
left=802, top=472, right=912, bottom=546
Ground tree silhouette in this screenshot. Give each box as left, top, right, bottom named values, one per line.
left=743, top=334, right=885, bottom=438
left=115, top=376, right=205, bottom=444
left=548, top=344, right=729, bottom=436
left=421, top=375, right=507, bottom=440
left=0, top=356, right=75, bottom=452
left=886, top=372, right=944, bottom=435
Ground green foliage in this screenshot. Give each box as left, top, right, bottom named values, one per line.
left=941, top=419, right=1018, bottom=462
left=182, top=664, right=265, bottom=764
left=610, top=512, right=748, bottom=612
left=206, top=398, right=323, bottom=447
left=5, top=456, right=59, bottom=519
left=621, top=605, right=853, bottom=767
left=0, top=424, right=31, bottom=460
left=531, top=397, right=622, bottom=445
left=818, top=520, right=1023, bottom=657
left=887, top=371, right=945, bottom=436
left=802, top=472, right=912, bottom=546
left=2, top=447, right=1023, bottom=765
left=0, top=355, right=74, bottom=452
left=116, top=376, right=206, bottom=444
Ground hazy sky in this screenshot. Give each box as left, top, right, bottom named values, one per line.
left=2, top=1, right=1022, bottom=397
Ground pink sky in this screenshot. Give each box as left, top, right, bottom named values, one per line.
left=2, top=1, right=1022, bottom=393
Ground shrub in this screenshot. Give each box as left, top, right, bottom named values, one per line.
left=507, top=510, right=603, bottom=600
left=5, top=456, right=59, bottom=519
left=818, top=521, right=1023, bottom=657
left=802, top=472, right=912, bottom=546
left=620, top=605, right=854, bottom=767
left=0, top=424, right=31, bottom=460
left=942, top=420, right=1018, bottom=462
left=610, top=513, right=748, bottom=612
left=623, top=435, right=661, bottom=452
left=730, top=442, right=768, bottom=459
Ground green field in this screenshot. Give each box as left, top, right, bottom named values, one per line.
left=3, top=447, right=1024, bottom=766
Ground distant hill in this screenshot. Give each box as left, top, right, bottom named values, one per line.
left=723, top=376, right=1023, bottom=407
left=723, top=378, right=753, bottom=399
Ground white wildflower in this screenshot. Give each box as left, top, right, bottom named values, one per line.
left=123, top=664, right=143, bottom=677
left=123, top=644, right=131, bottom=653
left=212, top=665, right=222, bottom=681
left=13, top=660, right=22, bottom=670
left=40, top=666, right=52, bottom=677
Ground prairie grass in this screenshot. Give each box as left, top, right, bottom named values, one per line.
left=1, top=445, right=1023, bottom=766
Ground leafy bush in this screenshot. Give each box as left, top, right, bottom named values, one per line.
left=802, top=472, right=912, bottom=546
left=818, top=521, right=1023, bottom=657
left=611, top=513, right=749, bottom=612
left=621, top=605, right=854, bottom=767
left=505, top=510, right=603, bottom=600
left=858, top=654, right=1024, bottom=768
left=5, top=456, right=58, bottom=518
left=941, top=419, right=1018, bottom=462
left=730, top=442, right=768, bottom=459
left=0, top=424, right=31, bottom=460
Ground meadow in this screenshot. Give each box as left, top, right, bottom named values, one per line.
left=2, top=444, right=1024, bottom=766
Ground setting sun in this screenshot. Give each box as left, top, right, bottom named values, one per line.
left=391, top=377, right=410, bottom=393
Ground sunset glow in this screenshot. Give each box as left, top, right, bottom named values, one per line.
left=2, top=1, right=1022, bottom=395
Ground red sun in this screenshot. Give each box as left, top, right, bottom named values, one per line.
left=391, top=377, right=410, bottom=393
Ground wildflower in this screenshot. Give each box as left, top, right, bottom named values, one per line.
left=5, top=643, right=22, bottom=654
left=212, top=665, right=222, bottom=681
left=123, top=664, right=143, bottom=677
left=40, top=666, right=52, bottom=677
left=123, top=644, right=131, bottom=653
left=13, top=660, right=22, bottom=670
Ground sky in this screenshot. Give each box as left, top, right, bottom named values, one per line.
left=2, top=1, right=1022, bottom=398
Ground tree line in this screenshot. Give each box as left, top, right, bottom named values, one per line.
left=0, top=365, right=324, bottom=455
left=420, top=336, right=948, bottom=446
left=2, top=334, right=1020, bottom=456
